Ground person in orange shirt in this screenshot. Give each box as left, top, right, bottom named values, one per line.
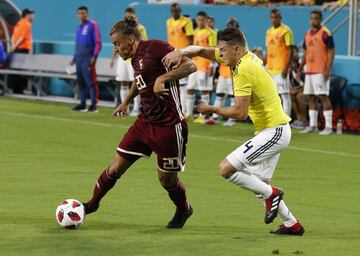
left=207, top=17, right=239, bottom=127
left=298, top=10, right=335, bottom=135
left=186, top=11, right=217, bottom=122
left=11, top=8, right=35, bottom=93
left=265, top=9, right=294, bottom=117
left=11, top=8, right=35, bottom=53
left=167, top=3, right=194, bottom=115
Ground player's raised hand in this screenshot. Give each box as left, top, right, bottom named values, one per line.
left=162, top=50, right=182, bottom=69
left=196, top=100, right=212, bottom=114
left=112, top=103, right=128, bottom=119
left=154, top=77, right=169, bottom=99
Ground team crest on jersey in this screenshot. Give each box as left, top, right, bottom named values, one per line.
left=139, top=59, right=143, bottom=70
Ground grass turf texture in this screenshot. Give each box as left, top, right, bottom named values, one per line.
left=0, top=97, right=359, bottom=256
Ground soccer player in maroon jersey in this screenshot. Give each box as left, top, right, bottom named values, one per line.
left=82, top=17, right=196, bottom=229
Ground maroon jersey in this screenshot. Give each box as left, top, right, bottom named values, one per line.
left=131, top=40, right=184, bottom=126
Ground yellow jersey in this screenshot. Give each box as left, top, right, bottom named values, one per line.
left=166, top=16, right=194, bottom=48
left=138, top=23, right=148, bottom=40
left=215, top=49, right=291, bottom=133
left=265, top=24, right=294, bottom=75
left=193, top=27, right=217, bottom=72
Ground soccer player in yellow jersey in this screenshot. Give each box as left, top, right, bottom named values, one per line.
left=186, top=11, right=217, bottom=122
left=167, top=3, right=194, bottom=114
left=163, top=28, right=304, bottom=235
left=265, top=9, right=294, bottom=117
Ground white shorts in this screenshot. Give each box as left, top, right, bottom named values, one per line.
left=116, top=57, right=134, bottom=82
left=273, top=74, right=290, bottom=94
left=187, top=71, right=212, bottom=91
left=216, top=76, right=233, bottom=95
left=226, top=123, right=291, bottom=181
left=303, top=74, right=330, bottom=96
left=179, top=77, right=188, bottom=86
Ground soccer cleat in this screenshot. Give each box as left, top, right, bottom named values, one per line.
left=270, top=221, right=305, bottom=236
left=72, top=104, right=87, bottom=112
left=193, top=115, right=205, bottom=123
left=87, top=105, right=98, bottom=113
left=264, top=187, right=284, bottom=224
left=223, top=119, right=236, bottom=127
left=300, top=126, right=317, bottom=133
left=129, top=111, right=139, bottom=117
left=166, top=205, right=193, bottom=229
left=82, top=202, right=100, bottom=215
left=290, top=120, right=306, bottom=130
left=319, top=127, right=332, bottom=135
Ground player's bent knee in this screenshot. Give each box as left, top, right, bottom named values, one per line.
left=219, top=159, right=236, bottom=179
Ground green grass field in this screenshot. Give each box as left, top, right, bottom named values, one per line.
left=1, top=97, right=359, bottom=256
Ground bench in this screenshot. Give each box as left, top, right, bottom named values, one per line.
left=0, top=53, right=119, bottom=103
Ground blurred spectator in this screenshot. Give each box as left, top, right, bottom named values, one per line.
left=0, top=41, right=7, bottom=68
left=322, top=0, right=347, bottom=11
left=289, top=46, right=307, bottom=129
left=70, top=6, right=102, bottom=113
left=252, top=47, right=265, bottom=62
left=186, top=11, right=217, bottom=122
left=227, top=17, right=240, bottom=29
left=10, top=8, right=35, bottom=93
left=121, top=7, right=148, bottom=116
left=166, top=3, right=194, bottom=113
left=265, top=9, right=294, bottom=117
left=298, top=10, right=335, bottom=135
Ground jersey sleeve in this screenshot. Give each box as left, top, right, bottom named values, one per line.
left=214, top=48, right=224, bottom=63
left=184, top=18, right=194, bottom=36
left=322, top=30, right=335, bottom=49
left=208, top=30, right=217, bottom=47
left=233, top=68, right=253, bottom=97
left=284, top=28, right=294, bottom=46
left=90, top=21, right=102, bottom=59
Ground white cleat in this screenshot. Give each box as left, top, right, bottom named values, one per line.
left=319, top=128, right=333, bottom=135
left=300, top=126, right=317, bottom=134
left=129, top=111, right=139, bottom=117
left=223, top=119, right=236, bottom=127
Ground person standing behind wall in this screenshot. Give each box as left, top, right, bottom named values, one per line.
left=298, top=10, right=335, bottom=136
left=265, top=9, right=294, bottom=117
left=70, top=6, right=102, bottom=113
left=11, top=8, right=35, bottom=93
left=166, top=3, right=194, bottom=115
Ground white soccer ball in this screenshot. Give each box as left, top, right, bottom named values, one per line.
left=55, top=199, right=85, bottom=228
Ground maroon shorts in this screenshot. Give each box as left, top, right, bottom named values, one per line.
left=117, top=118, right=188, bottom=172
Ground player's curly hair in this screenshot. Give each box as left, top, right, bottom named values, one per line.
left=109, top=16, right=142, bottom=40
left=218, top=28, right=247, bottom=48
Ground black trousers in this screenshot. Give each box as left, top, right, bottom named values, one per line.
left=10, top=49, right=30, bottom=93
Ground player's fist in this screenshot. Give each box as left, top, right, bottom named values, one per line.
left=112, top=103, right=128, bottom=119
left=197, top=100, right=212, bottom=114
left=154, top=77, right=169, bottom=99
left=162, top=49, right=182, bottom=69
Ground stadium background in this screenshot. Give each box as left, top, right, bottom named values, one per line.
left=10, top=0, right=360, bottom=96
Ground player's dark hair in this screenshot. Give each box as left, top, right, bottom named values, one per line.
left=270, top=9, right=280, bottom=15
left=197, top=11, right=207, bottom=18
left=125, top=7, right=136, bottom=14
left=311, top=10, right=323, bottom=19
left=218, top=28, right=247, bottom=48
left=110, top=16, right=141, bottom=40
left=77, top=6, right=88, bottom=12
left=171, top=3, right=181, bottom=9
left=207, top=16, right=215, bottom=21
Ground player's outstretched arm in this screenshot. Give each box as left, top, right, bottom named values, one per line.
left=162, top=46, right=217, bottom=69
left=154, top=57, right=196, bottom=98
left=112, top=81, right=139, bottom=119
left=197, top=96, right=250, bottom=120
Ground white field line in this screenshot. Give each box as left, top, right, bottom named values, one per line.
left=1, top=111, right=359, bottom=158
